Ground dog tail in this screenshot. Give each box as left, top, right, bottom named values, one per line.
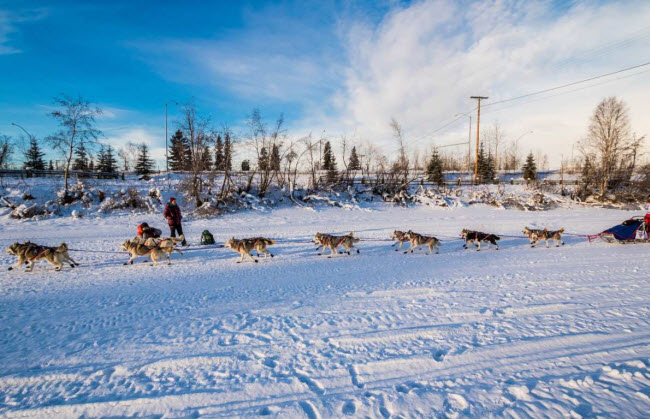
left=493, top=235, right=501, bottom=241
left=266, top=239, right=276, bottom=245
left=557, top=228, right=565, bottom=234
left=353, top=237, right=361, bottom=243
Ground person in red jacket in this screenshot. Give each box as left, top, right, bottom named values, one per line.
left=164, top=197, right=187, bottom=245
left=645, top=194, right=650, bottom=234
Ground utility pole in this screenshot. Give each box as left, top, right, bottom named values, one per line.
left=470, top=96, right=488, bottom=182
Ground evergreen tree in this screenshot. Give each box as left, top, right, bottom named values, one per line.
left=348, top=146, right=361, bottom=170
left=270, top=143, right=281, bottom=171
left=426, top=149, right=444, bottom=186
left=214, top=134, right=225, bottom=171
left=258, top=147, right=269, bottom=171
left=476, top=143, right=487, bottom=184
left=98, top=145, right=117, bottom=173
left=23, top=137, right=46, bottom=170
left=134, top=143, right=155, bottom=176
left=168, top=130, right=190, bottom=171
left=522, top=152, right=537, bottom=183
left=224, top=133, right=232, bottom=171
left=48, top=160, right=54, bottom=170
left=322, top=141, right=338, bottom=184
left=485, top=152, right=496, bottom=183
left=88, top=157, right=95, bottom=171
left=72, top=142, right=89, bottom=171
left=241, top=159, right=250, bottom=171
left=200, top=144, right=212, bottom=171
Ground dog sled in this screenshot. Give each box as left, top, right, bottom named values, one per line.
left=587, top=216, right=647, bottom=243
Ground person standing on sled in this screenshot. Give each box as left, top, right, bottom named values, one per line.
left=645, top=194, right=650, bottom=234
left=164, top=197, right=187, bottom=246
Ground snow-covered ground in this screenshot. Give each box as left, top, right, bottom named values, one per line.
left=1, top=204, right=649, bottom=418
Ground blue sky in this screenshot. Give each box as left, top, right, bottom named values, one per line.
left=1, top=0, right=649, bottom=167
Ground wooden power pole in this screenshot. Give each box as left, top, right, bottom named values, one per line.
left=470, top=96, right=488, bottom=182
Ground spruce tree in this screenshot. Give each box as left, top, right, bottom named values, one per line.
left=168, top=130, right=190, bottom=171
left=522, top=152, right=537, bottom=183
left=485, top=153, right=496, bottom=183
left=214, top=134, right=224, bottom=171
left=224, top=133, right=232, bottom=171
left=135, top=143, right=155, bottom=176
left=426, top=149, right=444, bottom=186
left=98, top=145, right=117, bottom=173
left=89, top=157, right=95, bottom=171
left=48, top=160, right=54, bottom=170
left=200, top=145, right=212, bottom=170
left=270, top=144, right=281, bottom=171
left=72, top=142, right=89, bottom=171
left=258, top=147, right=269, bottom=171
left=348, top=146, right=361, bottom=170
left=322, top=141, right=338, bottom=184
left=241, top=159, right=250, bottom=171
left=476, top=143, right=487, bottom=184
left=23, top=137, right=46, bottom=170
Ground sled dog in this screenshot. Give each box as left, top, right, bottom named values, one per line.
left=144, top=235, right=184, bottom=258
left=391, top=230, right=410, bottom=251
left=522, top=227, right=565, bottom=248
left=121, top=239, right=169, bottom=266
left=6, top=241, right=78, bottom=272
left=313, top=232, right=360, bottom=257
left=224, top=237, right=275, bottom=263
left=403, top=231, right=441, bottom=255
left=461, top=229, right=500, bottom=251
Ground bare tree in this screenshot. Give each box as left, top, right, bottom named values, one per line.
left=390, top=118, right=409, bottom=185
left=302, top=134, right=320, bottom=189
left=0, top=134, right=13, bottom=169
left=579, top=97, right=644, bottom=196
left=359, top=139, right=380, bottom=180
left=246, top=109, right=285, bottom=196
left=46, top=95, right=102, bottom=194
left=117, top=141, right=139, bottom=171
left=178, top=101, right=213, bottom=206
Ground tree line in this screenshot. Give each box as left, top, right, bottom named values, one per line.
left=0, top=95, right=646, bottom=202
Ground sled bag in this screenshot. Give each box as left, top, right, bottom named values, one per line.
left=201, top=230, right=215, bottom=245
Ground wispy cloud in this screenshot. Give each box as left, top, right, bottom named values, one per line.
left=0, top=7, right=48, bottom=55
left=327, top=0, right=650, bottom=162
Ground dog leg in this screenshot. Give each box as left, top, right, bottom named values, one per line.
left=66, top=255, right=79, bottom=267
left=404, top=243, right=415, bottom=254
left=26, top=261, right=35, bottom=272
left=8, top=259, right=24, bottom=271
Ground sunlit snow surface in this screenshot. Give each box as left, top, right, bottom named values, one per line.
left=1, top=204, right=648, bottom=418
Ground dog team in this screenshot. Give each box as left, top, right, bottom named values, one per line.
left=6, top=226, right=567, bottom=271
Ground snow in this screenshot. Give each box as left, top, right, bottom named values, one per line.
left=0, top=202, right=649, bottom=417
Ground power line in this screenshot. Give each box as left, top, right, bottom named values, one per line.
left=481, top=67, right=650, bottom=117
left=387, top=61, right=650, bottom=155
left=405, top=61, right=650, bottom=148
left=482, top=61, right=650, bottom=108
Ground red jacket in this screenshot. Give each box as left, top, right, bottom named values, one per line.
left=164, top=203, right=182, bottom=226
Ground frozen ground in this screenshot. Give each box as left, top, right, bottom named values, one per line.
left=0, top=204, right=649, bottom=418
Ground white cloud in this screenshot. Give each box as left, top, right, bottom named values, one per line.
left=321, top=0, right=650, bottom=165
left=0, top=10, right=20, bottom=54
left=0, top=8, right=48, bottom=55
left=103, top=127, right=167, bottom=170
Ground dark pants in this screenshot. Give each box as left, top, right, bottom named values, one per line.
left=170, top=224, right=187, bottom=244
